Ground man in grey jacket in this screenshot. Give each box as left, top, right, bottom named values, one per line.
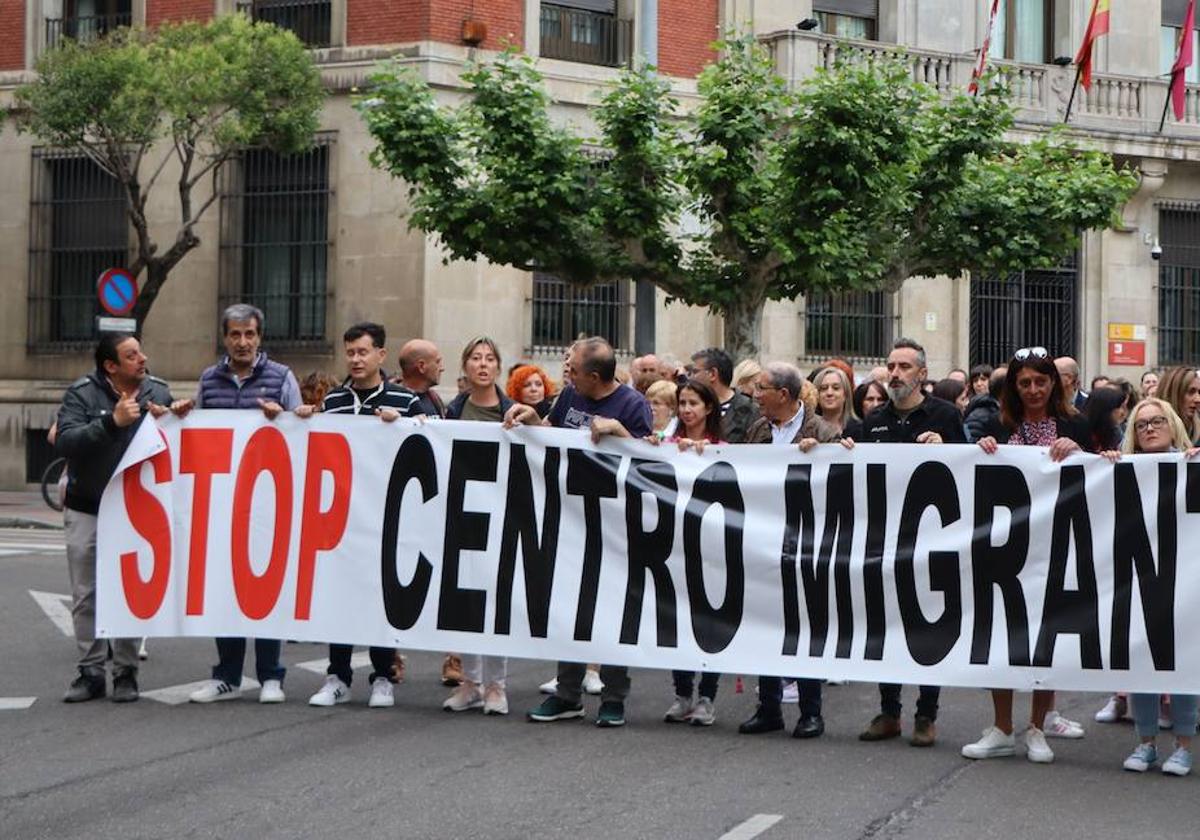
left=56, top=333, right=173, bottom=703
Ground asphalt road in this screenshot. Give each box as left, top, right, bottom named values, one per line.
left=0, top=528, right=1194, bottom=840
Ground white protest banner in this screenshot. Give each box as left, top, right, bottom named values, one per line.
left=97, top=410, right=1200, bottom=692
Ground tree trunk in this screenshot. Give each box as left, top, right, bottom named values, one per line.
left=721, top=296, right=764, bottom=361
left=132, top=262, right=170, bottom=334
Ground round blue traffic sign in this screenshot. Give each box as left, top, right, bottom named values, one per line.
left=97, top=268, right=138, bottom=317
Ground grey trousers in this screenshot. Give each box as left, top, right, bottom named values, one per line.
left=65, top=509, right=138, bottom=676
left=556, top=662, right=629, bottom=704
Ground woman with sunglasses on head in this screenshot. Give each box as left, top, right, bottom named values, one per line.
left=1153, top=367, right=1200, bottom=444
left=1100, top=398, right=1200, bottom=776
left=966, top=346, right=1091, bottom=764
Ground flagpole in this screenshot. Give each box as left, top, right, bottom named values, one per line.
left=1160, top=70, right=1179, bottom=133
left=1063, top=63, right=1084, bottom=124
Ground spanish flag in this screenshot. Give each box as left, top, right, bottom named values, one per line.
left=1074, top=0, right=1111, bottom=90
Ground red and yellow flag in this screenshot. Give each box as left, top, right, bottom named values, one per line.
left=1074, top=0, right=1111, bottom=90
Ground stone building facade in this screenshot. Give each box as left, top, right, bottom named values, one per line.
left=0, top=0, right=1197, bottom=487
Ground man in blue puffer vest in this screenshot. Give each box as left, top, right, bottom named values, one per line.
left=184, top=303, right=301, bottom=705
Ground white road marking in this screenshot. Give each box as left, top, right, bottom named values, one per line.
left=718, top=815, right=784, bottom=840
left=29, top=590, right=74, bottom=637
left=141, top=678, right=262, bottom=706
left=0, top=697, right=37, bottom=710
left=0, top=543, right=65, bottom=552
left=295, top=651, right=372, bottom=674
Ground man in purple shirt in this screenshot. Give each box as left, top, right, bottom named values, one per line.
left=505, top=337, right=651, bottom=726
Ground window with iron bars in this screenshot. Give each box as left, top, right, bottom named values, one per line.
left=1158, top=203, right=1200, bottom=367
left=237, top=0, right=333, bottom=48
left=44, top=0, right=133, bottom=52
left=803, top=289, right=896, bottom=361
left=28, top=148, right=129, bottom=352
left=218, top=136, right=334, bottom=350
left=530, top=273, right=632, bottom=354
left=969, top=253, right=1078, bottom=366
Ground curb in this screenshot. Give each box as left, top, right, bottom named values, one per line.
left=0, top=516, right=63, bottom=531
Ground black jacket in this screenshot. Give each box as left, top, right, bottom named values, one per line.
left=861, top=395, right=968, bottom=444
left=993, top=413, right=1093, bottom=451
left=963, top=393, right=1001, bottom=443
left=56, top=371, right=173, bottom=514
left=720, top=390, right=760, bottom=444
left=445, top=386, right=516, bottom=420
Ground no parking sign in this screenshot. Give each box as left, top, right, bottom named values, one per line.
left=96, top=268, right=138, bottom=332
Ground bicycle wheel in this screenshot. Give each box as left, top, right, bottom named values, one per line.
left=41, top=457, right=66, bottom=513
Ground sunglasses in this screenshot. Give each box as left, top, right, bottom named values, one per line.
left=1013, top=347, right=1049, bottom=361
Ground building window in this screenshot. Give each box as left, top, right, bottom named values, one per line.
left=539, top=1, right=633, bottom=68
left=530, top=272, right=632, bottom=353
left=804, top=289, right=895, bottom=361
left=1162, top=1, right=1200, bottom=83
left=237, top=0, right=333, bottom=48
left=988, top=0, right=1053, bottom=64
left=969, top=254, right=1078, bottom=366
left=219, top=136, right=333, bottom=349
left=45, top=0, right=132, bottom=51
left=28, top=149, right=129, bottom=351
left=1158, top=204, right=1200, bottom=367
left=814, top=1, right=878, bottom=40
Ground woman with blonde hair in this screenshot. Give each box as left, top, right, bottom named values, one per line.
left=733, top=359, right=762, bottom=397
left=1153, top=367, right=1200, bottom=443
left=1101, top=398, right=1200, bottom=776
left=812, top=365, right=861, bottom=438
left=645, top=379, right=678, bottom=437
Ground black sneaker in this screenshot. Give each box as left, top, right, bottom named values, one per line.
left=527, top=695, right=585, bottom=722
left=595, top=701, right=626, bottom=727
left=63, top=672, right=106, bottom=703
left=111, top=671, right=139, bottom=703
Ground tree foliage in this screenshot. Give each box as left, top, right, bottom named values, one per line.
left=10, top=14, right=325, bottom=328
left=359, top=35, right=1137, bottom=359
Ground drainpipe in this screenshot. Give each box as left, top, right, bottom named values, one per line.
left=634, top=0, right=658, bottom=356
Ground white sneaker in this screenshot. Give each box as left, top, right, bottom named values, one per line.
left=781, top=681, right=799, bottom=704
left=368, top=679, right=395, bottom=708
left=1043, top=710, right=1085, bottom=739
left=1025, top=727, right=1055, bottom=763
left=583, top=669, right=603, bottom=695
left=664, top=695, right=694, bottom=723
left=961, top=726, right=1016, bottom=759
left=538, top=677, right=558, bottom=695
left=308, top=675, right=350, bottom=707
left=1095, top=694, right=1127, bottom=723
left=443, top=681, right=483, bottom=712
left=689, top=696, right=716, bottom=727
left=259, top=679, right=285, bottom=704
left=483, top=682, right=509, bottom=716
left=188, top=679, right=242, bottom=703
left=138, top=638, right=149, bottom=660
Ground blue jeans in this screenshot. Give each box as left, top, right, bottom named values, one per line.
left=212, top=637, right=285, bottom=686
left=759, top=676, right=822, bottom=718
left=1131, top=693, right=1199, bottom=739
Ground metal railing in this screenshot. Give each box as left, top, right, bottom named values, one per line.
left=969, top=256, right=1079, bottom=366
left=44, top=13, right=132, bottom=51
left=763, top=29, right=1200, bottom=142
left=539, top=4, right=633, bottom=69
left=237, top=0, right=332, bottom=48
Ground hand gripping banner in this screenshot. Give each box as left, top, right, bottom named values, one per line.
left=97, top=411, right=1200, bottom=693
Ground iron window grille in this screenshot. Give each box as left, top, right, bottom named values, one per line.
left=1158, top=203, right=1200, bottom=367
left=530, top=272, right=633, bottom=354
left=237, top=0, right=333, bottom=48
left=218, top=135, right=334, bottom=351
left=44, top=1, right=132, bottom=52
left=969, top=253, right=1078, bottom=366
left=803, top=289, right=896, bottom=362
left=28, top=148, right=130, bottom=352
left=539, top=2, right=633, bottom=68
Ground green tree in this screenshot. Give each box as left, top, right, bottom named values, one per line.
left=10, top=14, right=325, bottom=329
left=358, top=36, right=1136, bottom=360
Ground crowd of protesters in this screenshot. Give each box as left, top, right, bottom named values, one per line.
left=52, top=304, right=1199, bottom=777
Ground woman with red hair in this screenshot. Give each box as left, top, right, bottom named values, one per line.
left=506, top=364, right=557, bottom=419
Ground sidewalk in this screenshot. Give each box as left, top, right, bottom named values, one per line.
left=0, top=490, right=63, bottom=529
